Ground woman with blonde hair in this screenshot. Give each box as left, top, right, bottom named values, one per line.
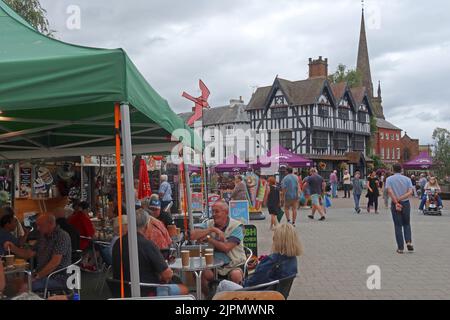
left=216, top=223, right=302, bottom=292
left=419, top=176, right=443, bottom=211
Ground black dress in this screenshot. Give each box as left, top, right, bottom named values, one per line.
left=367, top=176, right=379, bottom=211
left=267, top=185, right=281, bottom=215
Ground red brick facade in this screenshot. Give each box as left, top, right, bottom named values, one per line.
left=400, top=134, right=420, bottom=163
left=374, top=128, right=402, bottom=164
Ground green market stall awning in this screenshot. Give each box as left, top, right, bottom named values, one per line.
left=0, top=0, right=201, bottom=160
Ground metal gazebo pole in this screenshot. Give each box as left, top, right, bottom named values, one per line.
left=120, top=103, right=141, bottom=298
left=182, top=147, right=194, bottom=240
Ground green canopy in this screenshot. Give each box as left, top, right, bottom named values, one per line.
left=0, top=0, right=200, bottom=160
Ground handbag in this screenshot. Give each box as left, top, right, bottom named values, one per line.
left=299, top=192, right=306, bottom=205
left=325, top=195, right=332, bottom=208
left=276, top=207, right=285, bottom=223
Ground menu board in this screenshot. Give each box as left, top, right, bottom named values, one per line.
left=243, top=225, right=258, bottom=257
left=19, top=167, right=32, bottom=198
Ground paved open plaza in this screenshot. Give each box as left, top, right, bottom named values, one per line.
left=252, top=195, right=450, bottom=300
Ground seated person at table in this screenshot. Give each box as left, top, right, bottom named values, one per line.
left=190, top=200, right=246, bottom=297
left=144, top=214, right=172, bottom=250
left=112, top=209, right=188, bottom=297
left=0, top=213, right=19, bottom=256
left=3, top=214, right=72, bottom=292
left=98, top=215, right=128, bottom=267
left=419, top=176, right=443, bottom=211
left=53, top=207, right=80, bottom=253
left=0, top=260, right=4, bottom=293
left=216, top=223, right=302, bottom=293
left=68, top=201, right=95, bottom=251
left=1, top=207, right=28, bottom=247
left=143, top=196, right=174, bottom=227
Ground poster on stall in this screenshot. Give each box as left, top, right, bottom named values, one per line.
left=229, top=200, right=249, bottom=225
left=19, top=167, right=32, bottom=198
left=191, top=192, right=203, bottom=212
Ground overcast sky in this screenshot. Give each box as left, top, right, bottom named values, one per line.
left=40, top=0, right=450, bottom=144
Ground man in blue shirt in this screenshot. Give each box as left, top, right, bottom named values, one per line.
left=0, top=213, right=19, bottom=256
left=158, top=175, right=173, bottom=212
left=385, top=163, right=414, bottom=254
left=281, top=167, right=299, bottom=226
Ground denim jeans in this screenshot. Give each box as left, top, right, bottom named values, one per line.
left=32, top=277, right=66, bottom=292
left=390, top=201, right=412, bottom=251
left=331, top=183, right=337, bottom=198
left=353, top=193, right=361, bottom=211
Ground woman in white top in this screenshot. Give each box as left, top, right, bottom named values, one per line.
left=343, top=170, right=351, bottom=198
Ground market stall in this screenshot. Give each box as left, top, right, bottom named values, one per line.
left=0, top=0, right=201, bottom=298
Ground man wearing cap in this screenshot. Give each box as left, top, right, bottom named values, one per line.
left=143, top=195, right=174, bottom=227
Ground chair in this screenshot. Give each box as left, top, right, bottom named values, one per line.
left=80, top=236, right=101, bottom=273
left=237, top=274, right=297, bottom=299
left=213, top=291, right=285, bottom=301
left=106, top=278, right=176, bottom=299
left=242, top=246, right=253, bottom=279
left=43, top=255, right=83, bottom=299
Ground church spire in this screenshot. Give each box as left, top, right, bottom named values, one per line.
left=356, top=1, right=374, bottom=97
left=377, top=80, right=381, bottom=98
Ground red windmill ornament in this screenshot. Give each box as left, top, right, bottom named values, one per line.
left=183, top=80, right=210, bottom=126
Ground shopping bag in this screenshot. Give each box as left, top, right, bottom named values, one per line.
left=277, top=208, right=285, bottom=223
left=299, top=192, right=306, bottom=206
left=324, top=195, right=332, bottom=208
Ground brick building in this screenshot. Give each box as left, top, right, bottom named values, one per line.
left=400, top=134, right=420, bottom=163
left=374, top=119, right=402, bottom=165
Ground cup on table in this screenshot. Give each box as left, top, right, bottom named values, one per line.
left=5, top=255, right=15, bottom=267
left=204, top=253, right=214, bottom=266
left=181, top=250, right=190, bottom=268
left=204, top=248, right=214, bottom=256
left=167, top=225, right=177, bottom=237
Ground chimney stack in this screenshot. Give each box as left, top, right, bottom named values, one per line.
left=308, top=56, right=328, bottom=79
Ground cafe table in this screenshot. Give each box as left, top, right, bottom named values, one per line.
left=169, top=257, right=223, bottom=300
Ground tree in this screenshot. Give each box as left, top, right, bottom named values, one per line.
left=432, top=128, right=450, bottom=180
left=329, top=64, right=362, bottom=88
left=4, top=0, right=52, bottom=35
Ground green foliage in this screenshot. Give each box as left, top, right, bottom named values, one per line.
left=370, top=155, right=386, bottom=170
left=4, top=0, right=53, bottom=35
left=329, top=64, right=362, bottom=88
left=432, top=128, right=450, bottom=180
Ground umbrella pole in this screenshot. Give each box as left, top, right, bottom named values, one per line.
left=120, top=103, right=141, bottom=298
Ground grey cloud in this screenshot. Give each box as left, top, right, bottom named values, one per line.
left=39, top=0, right=450, bottom=144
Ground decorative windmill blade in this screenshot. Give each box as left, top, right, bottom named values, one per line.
left=199, top=79, right=210, bottom=101
left=182, top=91, right=197, bottom=103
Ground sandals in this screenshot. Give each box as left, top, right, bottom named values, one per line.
left=407, top=244, right=415, bottom=252
left=396, top=249, right=404, bottom=254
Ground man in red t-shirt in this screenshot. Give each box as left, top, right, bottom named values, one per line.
left=68, top=201, right=95, bottom=250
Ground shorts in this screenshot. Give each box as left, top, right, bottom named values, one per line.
left=156, top=284, right=182, bottom=296
left=268, top=206, right=278, bottom=215
left=311, top=194, right=322, bottom=206
left=284, top=199, right=298, bottom=210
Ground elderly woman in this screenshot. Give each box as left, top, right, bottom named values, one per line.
left=419, top=176, right=443, bottom=212
left=216, top=223, right=303, bottom=293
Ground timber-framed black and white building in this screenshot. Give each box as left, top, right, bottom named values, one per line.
left=246, top=57, right=374, bottom=179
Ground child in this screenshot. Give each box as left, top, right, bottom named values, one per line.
left=266, top=176, right=281, bottom=231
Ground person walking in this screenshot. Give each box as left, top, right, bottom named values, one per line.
left=343, top=170, right=351, bottom=198
left=418, top=174, right=427, bottom=198
left=303, top=168, right=326, bottom=221
left=385, top=163, right=414, bottom=254
left=352, top=171, right=364, bottom=214
left=383, top=172, right=392, bottom=208
left=266, top=177, right=281, bottom=231
left=281, top=167, right=299, bottom=226
left=158, top=175, right=173, bottom=213
left=330, top=170, right=338, bottom=198
left=410, top=175, right=417, bottom=198
left=366, top=170, right=380, bottom=214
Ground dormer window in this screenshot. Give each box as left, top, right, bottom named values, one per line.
left=318, top=94, right=330, bottom=105
left=338, top=108, right=350, bottom=120
left=274, top=95, right=286, bottom=106
left=318, top=105, right=329, bottom=117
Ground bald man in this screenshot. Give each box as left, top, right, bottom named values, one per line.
left=3, top=214, right=72, bottom=292
left=190, top=200, right=246, bottom=297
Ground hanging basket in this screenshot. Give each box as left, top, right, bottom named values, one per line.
left=318, top=162, right=327, bottom=171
